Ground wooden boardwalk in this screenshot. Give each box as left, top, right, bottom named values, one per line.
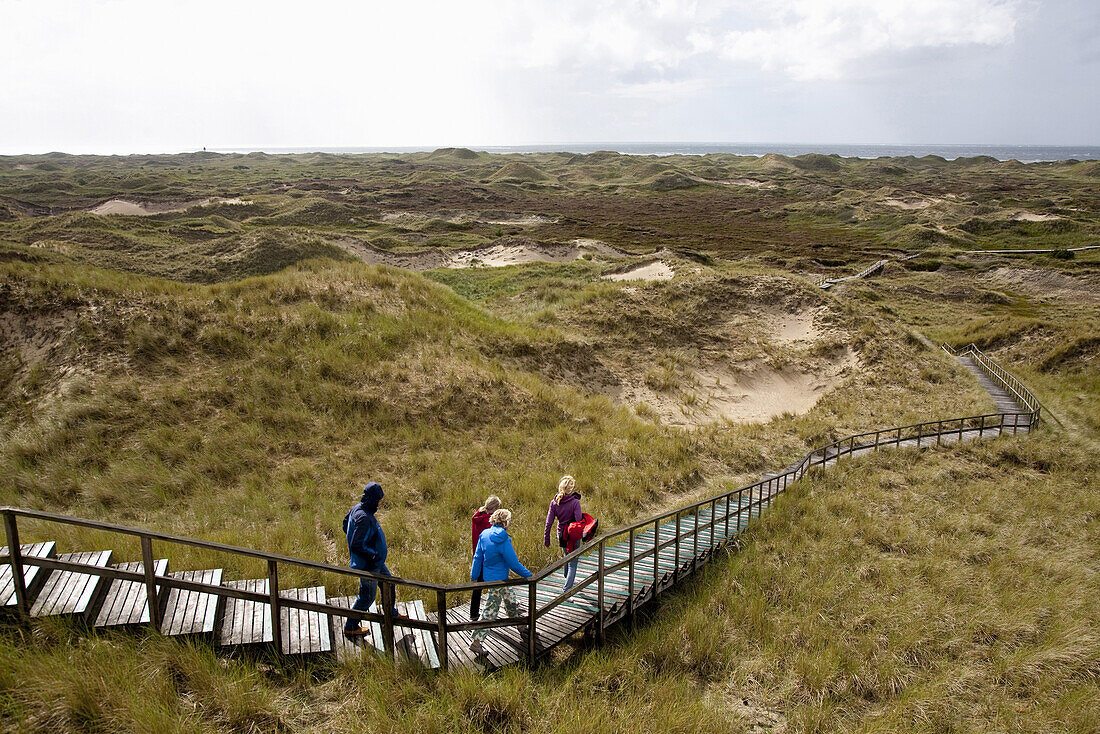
left=0, top=345, right=1041, bottom=670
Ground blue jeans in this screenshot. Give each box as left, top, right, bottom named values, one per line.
left=562, top=557, right=579, bottom=592
left=345, top=563, right=394, bottom=631
left=562, top=539, right=583, bottom=591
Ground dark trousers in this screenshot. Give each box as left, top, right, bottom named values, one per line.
left=345, top=563, right=394, bottom=631
left=470, top=568, right=484, bottom=620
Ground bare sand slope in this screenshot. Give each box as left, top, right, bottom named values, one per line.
left=602, top=261, right=674, bottom=282
left=90, top=198, right=251, bottom=215
left=332, top=236, right=629, bottom=271
left=608, top=307, right=856, bottom=427
left=381, top=210, right=558, bottom=227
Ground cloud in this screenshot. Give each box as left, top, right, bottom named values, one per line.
left=716, top=0, right=1022, bottom=81
left=504, top=0, right=1023, bottom=88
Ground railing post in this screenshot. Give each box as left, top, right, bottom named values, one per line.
left=597, top=538, right=606, bottom=643
left=736, top=490, right=743, bottom=532
left=2, top=511, right=28, bottom=618
left=381, top=580, right=396, bottom=659
left=916, top=423, right=922, bottom=448
left=959, top=418, right=964, bottom=443
left=627, top=531, right=635, bottom=618
left=140, top=535, right=161, bottom=630
left=979, top=414, right=985, bottom=438
left=674, top=512, right=681, bottom=581
left=874, top=430, right=880, bottom=451
left=527, top=580, right=537, bottom=664
left=436, top=589, right=449, bottom=671
left=653, top=518, right=660, bottom=596
left=937, top=420, right=942, bottom=446
left=709, top=499, right=717, bottom=552
left=692, top=509, right=699, bottom=572
left=724, top=493, right=730, bottom=540
left=267, top=560, right=282, bottom=653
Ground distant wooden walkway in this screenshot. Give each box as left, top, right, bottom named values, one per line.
left=1, top=345, right=1042, bottom=671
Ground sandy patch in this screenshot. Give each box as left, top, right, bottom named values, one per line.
left=883, top=197, right=937, bottom=210
left=1011, top=211, right=1061, bottom=222
left=14, top=164, right=31, bottom=171
left=381, top=210, right=558, bottom=227
left=619, top=350, right=855, bottom=427
left=770, top=308, right=822, bottom=344
left=603, top=261, right=674, bottom=282
left=450, top=243, right=579, bottom=268
left=684, top=174, right=773, bottom=189
left=332, top=236, right=628, bottom=271
left=90, top=197, right=251, bottom=216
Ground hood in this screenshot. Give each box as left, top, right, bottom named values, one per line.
left=485, top=526, right=510, bottom=545
left=473, top=510, right=491, bottom=520
left=361, top=482, right=383, bottom=513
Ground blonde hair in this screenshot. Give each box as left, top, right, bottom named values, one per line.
left=554, top=475, right=576, bottom=505
left=490, top=508, right=512, bottom=528
left=479, top=495, right=501, bottom=514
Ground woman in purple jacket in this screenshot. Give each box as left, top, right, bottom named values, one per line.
left=544, top=475, right=583, bottom=592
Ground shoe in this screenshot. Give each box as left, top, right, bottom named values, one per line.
left=343, top=627, right=370, bottom=637
left=469, top=638, right=484, bottom=654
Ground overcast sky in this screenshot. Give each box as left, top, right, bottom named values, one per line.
left=1, top=0, right=1097, bottom=154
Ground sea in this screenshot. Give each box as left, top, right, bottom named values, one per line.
left=213, top=143, right=1100, bottom=163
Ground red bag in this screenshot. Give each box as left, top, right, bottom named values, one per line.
left=564, top=513, right=599, bottom=553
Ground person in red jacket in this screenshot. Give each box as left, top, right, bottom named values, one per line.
left=469, top=494, right=501, bottom=620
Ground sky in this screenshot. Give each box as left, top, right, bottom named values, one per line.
left=0, top=0, right=1097, bottom=154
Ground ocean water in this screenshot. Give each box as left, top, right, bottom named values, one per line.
left=215, top=143, right=1100, bottom=163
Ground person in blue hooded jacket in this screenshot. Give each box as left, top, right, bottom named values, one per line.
left=343, top=482, right=399, bottom=635
left=468, top=508, right=531, bottom=653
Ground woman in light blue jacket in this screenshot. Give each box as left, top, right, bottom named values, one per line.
left=469, top=508, right=531, bottom=653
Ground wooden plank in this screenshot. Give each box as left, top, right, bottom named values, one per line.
left=280, top=586, right=331, bottom=655
left=94, top=558, right=168, bottom=628
left=160, top=569, right=222, bottom=636
left=327, top=595, right=386, bottom=662
left=30, top=551, right=112, bottom=618
left=219, top=579, right=271, bottom=646
left=0, top=542, right=56, bottom=607
left=411, top=600, right=441, bottom=669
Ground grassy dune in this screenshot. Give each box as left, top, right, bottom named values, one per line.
left=0, top=152, right=1097, bottom=732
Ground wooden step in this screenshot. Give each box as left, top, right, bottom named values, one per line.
left=279, top=586, right=331, bottom=655
left=219, top=579, right=271, bottom=646
left=94, top=558, right=169, bottom=628
left=0, top=541, right=56, bottom=609
left=161, top=569, right=222, bottom=636
left=30, top=550, right=112, bottom=619
left=328, top=596, right=384, bottom=662
left=395, top=600, right=440, bottom=669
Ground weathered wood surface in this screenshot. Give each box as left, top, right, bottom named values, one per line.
left=327, top=596, right=384, bottom=662
left=280, top=586, right=331, bottom=655
left=30, top=550, right=112, bottom=619
left=161, top=569, right=222, bottom=636
left=94, top=558, right=168, bottom=628
left=219, top=579, right=271, bottom=646
left=0, top=542, right=55, bottom=608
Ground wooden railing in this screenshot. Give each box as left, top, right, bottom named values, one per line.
left=1, top=344, right=1041, bottom=669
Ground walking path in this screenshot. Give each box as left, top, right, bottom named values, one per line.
left=0, top=345, right=1041, bottom=671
